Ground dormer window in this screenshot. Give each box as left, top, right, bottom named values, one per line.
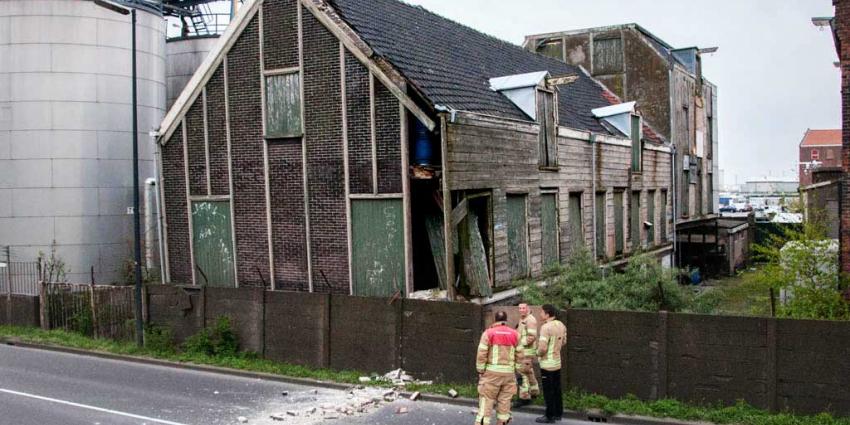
left=631, top=114, right=642, bottom=173
left=538, top=89, right=557, bottom=168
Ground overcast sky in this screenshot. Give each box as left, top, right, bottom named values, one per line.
left=204, top=1, right=840, bottom=186
left=399, top=0, right=841, bottom=187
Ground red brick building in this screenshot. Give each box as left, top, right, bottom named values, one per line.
left=799, top=129, right=842, bottom=186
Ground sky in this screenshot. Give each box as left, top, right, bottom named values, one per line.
left=203, top=0, right=841, bottom=186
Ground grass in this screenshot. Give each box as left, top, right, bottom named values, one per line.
left=701, top=268, right=774, bottom=317
left=2, top=325, right=850, bottom=425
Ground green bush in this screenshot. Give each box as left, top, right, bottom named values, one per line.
left=521, top=248, right=712, bottom=313
left=144, top=325, right=176, bottom=355
left=183, top=316, right=239, bottom=357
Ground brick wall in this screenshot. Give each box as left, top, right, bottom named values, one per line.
left=185, top=102, right=207, bottom=196
left=207, top=66, right=230, bottom=196
left=262, top=0, right=299, bottom=70
left=345, top=51, right=373, bottom=194
left=161, top=124, right=191, bottom=283
left=268, top=142, right=310, bottom=291
left=303, top=13, right=349, bottom=294
left=228, top=18, right=271, bottom=287
left=836, top=0, right=850, bottom=275
left=374, top=82, right=402, bottom=194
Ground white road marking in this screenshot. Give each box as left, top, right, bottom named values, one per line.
left=0, top=388, right=189, bottom=425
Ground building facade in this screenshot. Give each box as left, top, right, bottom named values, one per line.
left=523, top=24, right=723, bottom=274
left=799, top=129, right=841, bottom=186
left=156, top=0, right=674, bottom=299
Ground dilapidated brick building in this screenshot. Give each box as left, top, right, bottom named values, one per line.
left=524, top=25, right=724, bottom=275
left=832, top=0, right=850, bottom=276
left=156, top=0, right=674, bottom=299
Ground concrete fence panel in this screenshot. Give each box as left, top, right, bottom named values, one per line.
left=264, top=291, right=329, bottom=368
left=205, top=287, right=264, bottom=353
left=146, top=286, right=203, bottom=343
left=402, top=299, right=483, bottom=384
left=329, top=295, right=401, bottom=374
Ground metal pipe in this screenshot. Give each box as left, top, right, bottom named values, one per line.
left=671, top=144, right=678, bottom=267
left=144, top=178, right=156, bottom=271
left=590, top=134, right=598, bottom=261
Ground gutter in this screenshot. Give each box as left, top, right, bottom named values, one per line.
left=434, top=104, right=457, bottom=123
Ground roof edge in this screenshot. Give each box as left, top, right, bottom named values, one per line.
left=522, top=23, right=674, bottom=51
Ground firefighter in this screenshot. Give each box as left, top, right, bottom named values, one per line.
left=535, top=304, right=567, bottom=424
left=513, top=303, right=539, bottom=408
left=475, top=310, right=523, bottom=425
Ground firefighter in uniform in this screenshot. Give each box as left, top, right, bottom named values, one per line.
left=536, top=304, right=567, bottom=423
left=513, top=303, right=539, bottom=407
left=475, top=310, right=523, bottom=425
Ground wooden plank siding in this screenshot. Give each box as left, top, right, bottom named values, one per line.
left=446, top=112, right=673, bottom=287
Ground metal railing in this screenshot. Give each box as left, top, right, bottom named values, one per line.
left=41, top=283, right=137, bottom=341
left=167, top=12, right=232, bottom=39
left=0, top=262, right=41, bottom=297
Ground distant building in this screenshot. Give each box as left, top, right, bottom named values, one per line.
left=798, top=129, right=841, bottom=187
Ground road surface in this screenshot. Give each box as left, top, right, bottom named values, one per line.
left=0, top=343, right=593, bottom=424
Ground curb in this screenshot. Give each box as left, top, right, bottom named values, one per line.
left=1, top=338, right=710, bottom=425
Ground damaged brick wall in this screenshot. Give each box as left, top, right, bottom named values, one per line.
left=835, top=0, right=850, bottom=275
left=161, top=124, right=191, bottom=284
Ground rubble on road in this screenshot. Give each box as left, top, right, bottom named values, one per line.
left=247, top=386, right=402, bottom=424
left=378, top=368, right=433, bottom=387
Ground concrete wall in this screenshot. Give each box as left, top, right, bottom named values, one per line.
left=0, top=295, right=40, bottom=327
left=0, top=0, right=166, bottom=283
left=145, top=286, right=850, bottom=415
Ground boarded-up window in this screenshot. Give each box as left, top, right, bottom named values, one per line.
left=631, top=114, right=642, bottom=173
left=265, top=72, right=302, bottom=138
left=593, top=37, right=623, bottom=74
left=595, top=192, right=606, bottom=259
left=351, top=199, right=405, bottom=297
left=192, top=201, right=236, bottom=287
left=538, top=90, right=557, bottom=168
left=506, top=194, right=529, bottom=280
left=660, top=190, right=668, bottom=242
left=537, top=39, right=564, bottom=61
left=827, top=149, right=835, bottom=160
left=631, top=191, right=641, bottom=250
left=647, top=190, right=656, bottom=245
left=614, top=191, right=624, bottom=255
left=682, top=172, right=690, bottom=216
left=569, top=193, right=584, bottom=255
left=541, top=193, right=559, bottom=269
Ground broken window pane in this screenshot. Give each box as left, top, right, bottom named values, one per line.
left=537, top=39, right=564, bottom=61
left=265, top=73, right=302, bottom=138
left=538, top=90, right=557, bottom=168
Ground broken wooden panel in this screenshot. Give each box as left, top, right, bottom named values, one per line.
left=569, top=193, right=584, bottom=255
left=462, top=209, right=492, bottom=297
left=614, top=191, right=624, bottom=255
left=541, top=193, right=559, bottom=269
left=592, top=36, right=624, bottom=75
left=506, top=194, right=529, bottom=280
left=536, top=39, right=564, bottom=61
left=424, top=213, right=447, bottom=290
left=191, top=201, right=236, bottom=287
left=351, top=199, right=405, bottom=297
left=265, top=72, right=303, bottom=138
left=631, top=191, right=641, bottom=250
left=595, top=192, right=606, bottom=259
left=631, top=114, right=642, bottom=173
left=537, top=91, right=557, bottom=168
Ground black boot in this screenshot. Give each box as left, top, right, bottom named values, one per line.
left=512, top=399, right=531, bottom=408
left=535, top=416, right=555, bottom=424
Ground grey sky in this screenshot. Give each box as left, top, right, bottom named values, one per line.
left=401, top=0, right=841, bottom=187
left=207, top=0, right=840, bottom=186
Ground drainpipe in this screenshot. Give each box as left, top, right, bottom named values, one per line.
left=591, top=133, right=598, bottom=262
left=671, top=144, right=678, bottom=267
left=151, top=131, right=167, bottom=284
left=144, top=178, right=156, bottom=271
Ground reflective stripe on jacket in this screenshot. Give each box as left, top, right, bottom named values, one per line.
left=537, top=318, right=566, bottom=371
left=476, top=322, right=523, bottom=375
left=517, top=313, right=538, bottom=357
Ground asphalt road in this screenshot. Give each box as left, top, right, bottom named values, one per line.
left=0, top=344, right=593, bottom=425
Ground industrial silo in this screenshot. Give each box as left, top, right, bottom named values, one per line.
left=0, top=0, right=167, bottom=284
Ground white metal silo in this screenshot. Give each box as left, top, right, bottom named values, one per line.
left=0, top=0, right=166, bottom=284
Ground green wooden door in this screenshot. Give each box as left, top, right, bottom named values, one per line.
left=191, top=201, right=236, bottom=287
left=351, top=199, right=405, bottom=297
left=568, top=193, right=584, bottom=254
left=506, top=195, right=529, bottom=280
left=541, top=194, right=559, bottom=269
left=614, top=191, right=624, bottom=255
left=647, top=190, right=656, bottom=245
left=631, top=191, right=641, bottom=251
left=595, top=192, right=606, bottom=259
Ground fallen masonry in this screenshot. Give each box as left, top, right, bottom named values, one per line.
left=246, top=386, right=405, bottom=424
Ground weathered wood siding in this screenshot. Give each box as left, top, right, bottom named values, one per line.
left=447, top=113, right=672, bottom=286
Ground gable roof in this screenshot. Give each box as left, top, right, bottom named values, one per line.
left=329, top=0, right=615, bottom=133
left=800, top=129, right=842, bottom=147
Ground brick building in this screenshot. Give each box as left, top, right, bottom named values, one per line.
left=523, top=25, right=728, bottom=275
left=832, top=0, right=850, bottom=276
left=799, top=129, right=842, bottom=186
left=156, top=0, right=674, bottom=299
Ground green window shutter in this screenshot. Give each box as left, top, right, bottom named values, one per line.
left=192, top=201, right=236, bottom=287
left=631, top=115, right=642, bottom=173
left=568, top=193, right=584, bottom=255
left=506, top=195, right=529, bottom=280
left=595, top=192, right=606, bottom=259
left=592, top=37, right=624, bottom=74
left=614, top=191, right=624, bottom=255
left=647, top=190, right=656, bottom=245
left=660, top=190, right=668, bottom=242
left=541, top=193, right=559, bottom=269
left=631, top=191, right=641, bottom=251
left=351, top=199, right=405, bottom=297
left=265, top=73, right=302, bottom=138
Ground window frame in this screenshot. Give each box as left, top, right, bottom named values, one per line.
left=811, top=149, right=820, bottom=161
left=537, top=88, right=559, bottom=170
left=592, top=36, right=625, bottom=75
left=263, top=69, right=303, bottom=140
left=631, top=114, right=643, bottom=173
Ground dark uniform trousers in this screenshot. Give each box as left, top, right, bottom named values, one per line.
left=540, top=368, right=563, bottom=419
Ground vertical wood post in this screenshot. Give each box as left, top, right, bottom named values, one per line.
left=39, top=282, right=48, bottom=330
left=89, top=284, right=98, bottom=338
left=5, top=247, right=12, bottom=325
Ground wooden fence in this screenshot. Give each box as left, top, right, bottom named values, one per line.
left=40, top=283, right=136, bottom=340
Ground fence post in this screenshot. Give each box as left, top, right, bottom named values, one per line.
left=39, top=282, right=48, bottom=330
left=655, top=311, right=669, bottom=400
left=6, top=247, right=13, bottom=325
left=89, top=284, right=98, bottom=339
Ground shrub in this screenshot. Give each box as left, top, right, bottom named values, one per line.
left=183, top=316, right=239, bottom=357
left=144, top=325, right=176, bottom=355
